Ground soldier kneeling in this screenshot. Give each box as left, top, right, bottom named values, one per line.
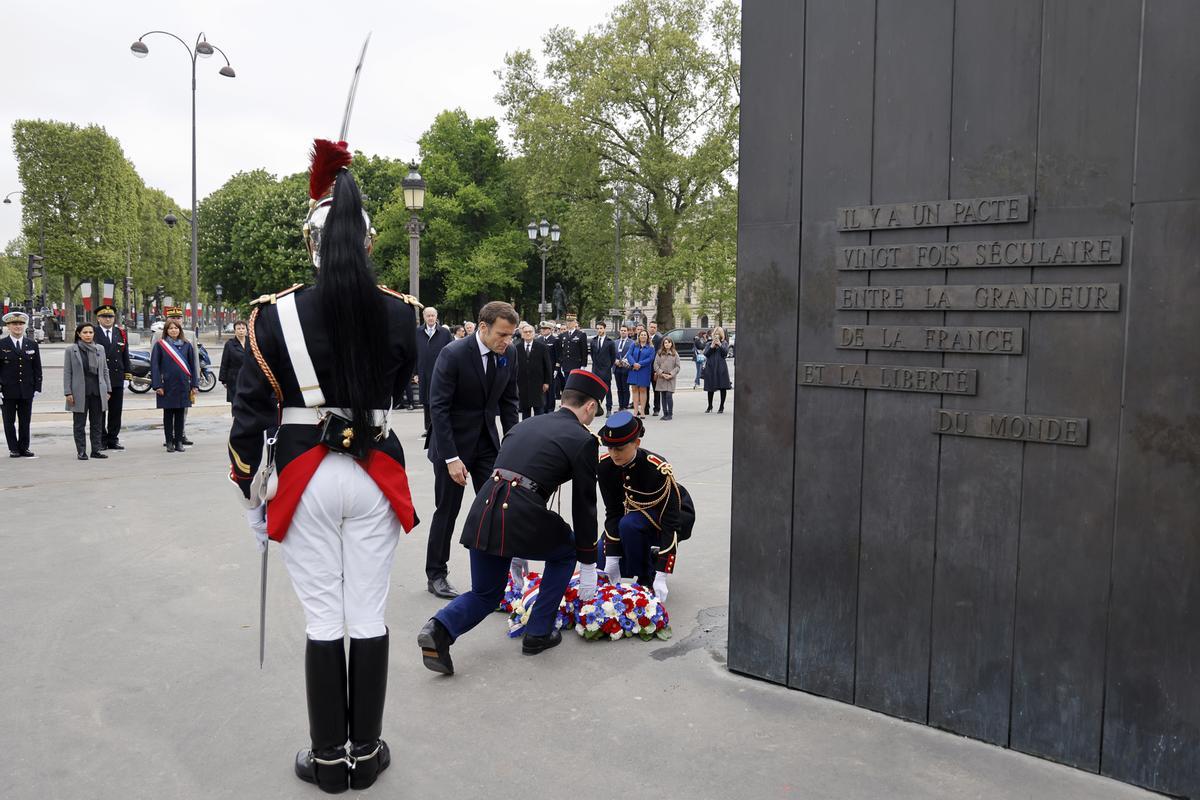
left=597, top=411, right=695, bottom=602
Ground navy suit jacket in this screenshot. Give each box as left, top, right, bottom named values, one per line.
left=416, top=323, right=454, bottom=404
left=590, top=335, right=617, bottom=381
left=0, top=336, right=42, bottom=400
left=427, top=333, right=520, bottom=465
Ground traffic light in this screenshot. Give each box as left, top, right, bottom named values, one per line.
left=27, top=254, right=43, bottom=279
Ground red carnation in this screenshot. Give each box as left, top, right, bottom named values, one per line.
left=655, top=619, right=666, bottom=629
left=623, top=598, right=635, bottom=611
left=635, top=597, right=649, bottom=608
left=638, top=616, right=651, bottom=627
left=602, top=619, right=621, bottom=634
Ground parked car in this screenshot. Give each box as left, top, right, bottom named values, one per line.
left=665, top=327, right=736, bottom=359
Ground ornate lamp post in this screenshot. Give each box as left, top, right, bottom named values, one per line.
left=527, top=218, right=561, bottom=323
left=215, top=283, right=223, bottom=332
left=401, top=163, right=426, bottom=298
left=131, top=30, right=235, bottom=365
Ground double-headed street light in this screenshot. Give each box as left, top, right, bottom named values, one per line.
left=3, top=191, right=45, bottom=317
left=215, top=283, right=223, bottom=331
left=401, top=162, right=426, bottom=298
left=131, top=30, right=235, bottom=367
left=527, top=218, right=561, bottom=323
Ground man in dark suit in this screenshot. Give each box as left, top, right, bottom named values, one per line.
left=648, top=320, right=664, bottom=415
left=589, top=321, right=617, bottom=416
left=415, top=305, right=453, bottom=436
left=614, top=323, right=633, bottom=410
left=93, top=304, right=131, bottom=450
left=0, top=312, right=42, bottom=457
left=516, top=322, right=553, bottom=419
left=538, top=321, right=557, bottom=413
left=425, top=301, right=521, bottom=598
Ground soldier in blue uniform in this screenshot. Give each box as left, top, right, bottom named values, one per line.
left=556, top=312, right=589, bottom=395
left=1, top=311, right=42, bottom=457
left=93, top=304, right=132, bottom=449
left=597, top=411, right=695, bottom=602
left=417, top=368, right=609, bottom=672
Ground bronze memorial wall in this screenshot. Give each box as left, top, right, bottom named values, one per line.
left=729, top=2, right=1199, bottom=798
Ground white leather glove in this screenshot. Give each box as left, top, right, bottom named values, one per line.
left=603, top=556, right=622, bottom=584
left=509, top=558, right=529, bottom=592
left=578, top=563, right=598, bottom=601
left=245, top=505, right=269, bottom=553
left=652, top=572, right=669, bottom=604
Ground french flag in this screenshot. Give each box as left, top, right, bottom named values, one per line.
left=2, top=297, right=8, bottom=314
left=80, top=280, right=93, bottom=312
left=102, top=279, right=115, bottom=305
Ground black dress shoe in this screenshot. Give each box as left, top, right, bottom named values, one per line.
left=294, top=747, right=351, bottom=794
left=9, top=452, right=20, bottom=458
left=165, top=442, right=177, bottom=453
left=77, top=452, right=88, bottom=461
left=180, top=437, right=194, bottom=446
left=522, top=629, right=562, bottom=655
left=417, top=618, right=454, bottom=675
left=19, top=450, right=36, bottom=458
left=427, top=577, right=459, bottom=598
left=90, top=451, right=108, bottom=459
left=107, top=443, right=125, bottom=450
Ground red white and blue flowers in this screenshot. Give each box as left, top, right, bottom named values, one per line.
left=504, top=572, right=671, bottom=641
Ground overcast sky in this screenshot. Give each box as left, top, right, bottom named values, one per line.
left=0, top=0, right=622, bottom=248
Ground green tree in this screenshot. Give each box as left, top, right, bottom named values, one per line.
left=497, top=0, right=740, bottom=328
left=12, top=120, right=143, bottom=333
left=375, top=109, right=532, bottom=319
left=197, top=170, right=311, bottom=310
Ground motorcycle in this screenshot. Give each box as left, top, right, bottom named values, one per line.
left=128, top=342, right=216, bottom=394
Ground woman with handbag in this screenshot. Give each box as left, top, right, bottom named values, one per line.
left=151, top=319, right=198, bottom=452
left=227, top=140, right=419, bottom=794
left=63, top=322, right=112, bottom=460
left=653, top=336, right=680, bottom=420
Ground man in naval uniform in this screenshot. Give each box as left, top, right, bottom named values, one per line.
left=417, top=368, right=608, bottom=671
left=93, top=304, right=132, bottom=450
left=0, top=311, right=41, bottom=457
left=596, top=410, right=695, bottom=602
left=557, top=312, right=589, bottom=380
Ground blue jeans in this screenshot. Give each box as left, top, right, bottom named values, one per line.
left=693, top=358, right=703, bottom=387
left=435, top=543, right=578, bottom=638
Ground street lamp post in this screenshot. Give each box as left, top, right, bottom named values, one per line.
left=526, top=218, right=561, bottom=323
left=131, top=30, right=235, bottom=368
left=611, top=188, right=623, bottom=330
left=401, top=163, right=426, bottom=299
left=215, top=284, right=223, bottom=332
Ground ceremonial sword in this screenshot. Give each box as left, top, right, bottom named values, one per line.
left=258, top=34, right=373, bottom=669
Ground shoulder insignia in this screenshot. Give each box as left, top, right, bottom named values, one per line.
left=377, top=285, right=423, bottom=309
left=250, top=283, right=304, bottom=306
left=599, top=452, right=611, bottom=461
left=646, top=453, right=674, bottom=475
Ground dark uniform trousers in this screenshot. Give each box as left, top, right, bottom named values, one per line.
left=2, top=398, right=32, bottom=453
left=426, top=427, right=498, bottom=581
left=436, top=540, right=577, bottom=639
left=615, top=510, right=662, bottom=583
left=104, top=384, right=124, bottom=446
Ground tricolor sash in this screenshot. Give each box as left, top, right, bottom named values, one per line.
left=158, top=338, right=192, bottom=377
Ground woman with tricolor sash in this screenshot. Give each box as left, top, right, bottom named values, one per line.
left=151, top=318, right=198, bottom=452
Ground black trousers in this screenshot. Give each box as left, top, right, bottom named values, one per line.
left=3, top=397, right=33, bottom=453
left=163, top=407, right=186, bottom=444
left=660, top=390, right=674, bottom=417
left=103, top=384, right=124, bottom=446
left=615, top=372, right=630, bottom=409
left=651, top=383, right=660, bottom=413
left=426, top=433, right=498, bottom=580
left=73, top=395, right=103, bottom=454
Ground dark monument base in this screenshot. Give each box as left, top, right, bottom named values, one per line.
left=730, top=2, right=1200, bottom=798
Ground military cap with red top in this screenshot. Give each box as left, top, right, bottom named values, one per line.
left=564, top=368, right=609, bottom=404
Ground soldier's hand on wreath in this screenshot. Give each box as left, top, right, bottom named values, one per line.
left=245, top=504, right=269, bottom=553
left=510, top=558, right=529, bottom=592
left=446, top=458, right=469, bottom=487
left=578, top=563, right=598, bottom=601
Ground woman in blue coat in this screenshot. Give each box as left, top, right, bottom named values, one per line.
left=626, top=329, right=656, bottom=418
left=151, top=319, right=199, bottom=452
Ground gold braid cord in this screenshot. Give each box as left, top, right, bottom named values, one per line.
left=624, top=458, right=680, bottom=533
left=248, top=306, right=283, bottom=404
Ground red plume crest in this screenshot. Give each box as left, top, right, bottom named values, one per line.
left=308, top=139, right=352, bottom=200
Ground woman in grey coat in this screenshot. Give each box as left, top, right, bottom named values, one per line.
left=63, top=322, right=112, bottom=460
left=653, top=337, right=681, bottom=420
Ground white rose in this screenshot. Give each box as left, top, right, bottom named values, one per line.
left=609, top=631, right=623, bottom=640
left=602, top=601, right=616, bottom=614
left=581, top=604, right=596, bottom=614
left=586, top=621, right=600, bottom=632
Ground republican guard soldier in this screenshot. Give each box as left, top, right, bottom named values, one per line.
left=418, top=368, right=609, bottom=672
left=93, top=304, right=132, bottom=449
left=597, top=410, right=695, bottom=602
left=1, top=311, right=42, bottom=457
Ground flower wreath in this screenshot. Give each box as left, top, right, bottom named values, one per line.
left=505, top=572, right=671, bottom=641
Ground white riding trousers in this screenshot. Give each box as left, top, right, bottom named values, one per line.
left=280, top=451, right=401, bottom=640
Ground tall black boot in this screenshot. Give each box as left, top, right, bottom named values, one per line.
left=294, top=638, right=350, bottom=794
left=348, top=631, right=391, bottom=790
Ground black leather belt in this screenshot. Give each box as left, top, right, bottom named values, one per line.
left=492, top=468, right=551, bottom=501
